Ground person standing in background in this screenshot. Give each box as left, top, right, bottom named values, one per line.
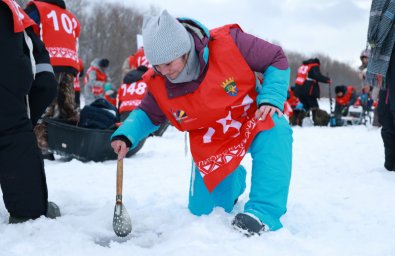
left=366, top=0, right=395, bottom=171
left=358, top=49, right=370, bottom=88
left=293, top=58, right=331, bottom=123
left=358, top=49, right=380, bottom=127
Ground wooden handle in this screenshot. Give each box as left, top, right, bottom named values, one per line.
left=116, top=159, right=123, bottom=198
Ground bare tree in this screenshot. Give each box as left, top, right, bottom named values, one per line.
left=78, top=2, right=144, bottom=87
left=65, top=0, right=88, bottom=19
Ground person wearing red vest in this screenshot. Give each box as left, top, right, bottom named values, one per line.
left=121, top=47, right=151, bottom=78
left=111, top=10, right=292, bottom=236
left=84, top=58, right=115, bottom=106
left=25, top=0, right=81, bottom=160
left=293, top=58, right=331, bottom=118
left=335, top=85, right=357, bottom=108
left=118, top=66, right=149, bottom=121
left=287, top=86, right=300, bottom=109
left=74, top=58, right=84, bottom=109
left=334, top=85, right=357, bottom=125
left=0, top=0, right=60, bottom=224
left=287, top=86, right=305, bottom=126
left=119, top=65, right=170, bottom=137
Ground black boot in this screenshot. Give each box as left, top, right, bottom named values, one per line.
left=384, top=162, right=395, bottom=172
left=232, top=213, right=267, bottom=236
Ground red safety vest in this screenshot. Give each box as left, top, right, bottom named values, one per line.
left=336, top=86, right=355, bottom=106
left=117, top=80, right=148, bottom=114
left=287, top=88, right=300, bottom=108
left=145, top=24, right=275, bottom=191
left=3, top=0, right=37, bottom=32
left=128, top=48, right=151, bottom=69
left=27, top=1, right=80, bottom=70
left=283, top=101, right=293, bottom=118
left=73, top=58, right=84, bottom=92
left=295, top=63, right=319, bottom=85
left=84, top=66, right=107, bottom=95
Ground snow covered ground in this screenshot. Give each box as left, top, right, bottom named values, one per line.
left=1, top=99, right=394, bottom=256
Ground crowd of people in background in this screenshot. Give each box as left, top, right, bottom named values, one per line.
left=287, top=50, right=381, bottom=128
left=1, top=0, right=394, bottom=236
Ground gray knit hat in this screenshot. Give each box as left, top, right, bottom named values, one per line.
left=142, top=10, right=191, bottom=65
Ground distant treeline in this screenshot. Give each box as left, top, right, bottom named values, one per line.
left=17, top=0, right=361, bottom=95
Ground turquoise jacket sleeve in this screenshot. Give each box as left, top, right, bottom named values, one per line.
left=256, top=66, right=290, bottom=111
left=111, top=109, right=159, bottom=149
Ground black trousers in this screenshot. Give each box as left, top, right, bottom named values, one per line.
left=378, top=51, right=395, bottom=171
left=0, top=132, right=48, bottom=218
left=378, top=88, right=395, bottom=170
left=297, top=95, right=319, bottom=112
left=293, top=84, right=319, bottom=112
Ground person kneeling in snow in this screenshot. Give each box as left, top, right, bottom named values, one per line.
left=111, top=10, right=292, bottom=236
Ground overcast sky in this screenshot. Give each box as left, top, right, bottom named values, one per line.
left=95, top=0, right=371, bottom=67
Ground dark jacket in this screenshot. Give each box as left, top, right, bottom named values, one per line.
left=0, top=2, right=33, bottom=135
left=295, top=58, right=330, bottom=99
left=0, top=2, right=57, bottom=132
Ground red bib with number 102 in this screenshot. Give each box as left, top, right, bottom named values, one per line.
left=27, top=1, right=80, bottom=70
left=145, top=24, right=275, bottom=192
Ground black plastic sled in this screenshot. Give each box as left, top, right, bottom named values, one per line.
left=45, top=118, right=145, bottom=162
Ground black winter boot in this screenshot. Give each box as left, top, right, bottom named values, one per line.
left=232, top=213, right=267, bottom=236
left=384, top=162, right=395, bottom=172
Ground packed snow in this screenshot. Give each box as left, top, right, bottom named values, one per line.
left=1, top=99, right=394, bottom=256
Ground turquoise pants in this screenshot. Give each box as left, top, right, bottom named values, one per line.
left=188, top=114, right=292, bottom=230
